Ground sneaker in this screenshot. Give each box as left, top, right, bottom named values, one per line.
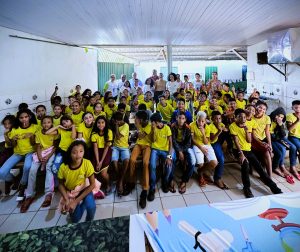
left=270, top=186, right=282, bottom=195
left=147, top=189, right=155, bottom=202
left=243, top=187, right=254, bottom=198
left=139, top=190, right=147, bottom=209
left=16, top=184, right=26, bottom=202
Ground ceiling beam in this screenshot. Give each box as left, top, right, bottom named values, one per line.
left=231, top=49, right=247, bottom=62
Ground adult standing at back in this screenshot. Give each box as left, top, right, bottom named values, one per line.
left=154, top=73, right=166, bottom=104
left=206, top=71, right=222, bottom=95
left=118, top=74, right=127, bottom=94
left=166, top=73, right=179, bottom=97
left=150, top=69, right=159, bottom=82
left=193, top=73, right=204, bottom=92
left=104, top=74, right=119, bottom=100
left=129, top=72, right=143, bottom=88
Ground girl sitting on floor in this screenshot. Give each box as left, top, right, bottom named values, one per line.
left=58, top=140, right=96, bottom=223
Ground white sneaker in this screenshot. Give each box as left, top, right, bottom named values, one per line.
left=10, top=168, right=20, bottom=177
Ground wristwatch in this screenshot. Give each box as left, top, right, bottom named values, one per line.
left=167, top=155, right=172, bottom=160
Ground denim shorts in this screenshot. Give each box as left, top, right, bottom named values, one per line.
left=112, top=146, right=130, bottom=161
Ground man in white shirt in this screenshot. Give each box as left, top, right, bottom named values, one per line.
left=104, top=74, right=119, bottom=100
left=129, top=72, right=143, bottom=87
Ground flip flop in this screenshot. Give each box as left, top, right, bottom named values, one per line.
left=198, top=176, right=207, bottom=187
left=178, top=182, right=186, bottom=194
left=285, top=175, right=295, bottom=184
left=214, top=180, right=229, bottom=190
left=168, top=181, right=176, bottom=193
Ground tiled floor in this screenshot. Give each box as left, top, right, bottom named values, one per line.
left=0, top=162, right=300, bottom=234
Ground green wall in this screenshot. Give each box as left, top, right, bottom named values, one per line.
left=98, top=62, right=134, bottom=93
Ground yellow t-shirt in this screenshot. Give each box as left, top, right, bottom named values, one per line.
left=190, top=122, right=210, bottom=146
left=77, top=122, right=93, bottom=147
left=114, top=123, right=129, bottom=148
left=221, top=90, right=234, bottom=98
left=137, top=94, right=144, bottom=101
left=35, top=130, right=55, bottom=150
left=201, top=106, right=223, bottom=118
left=157, top=103, right=174, bottom=122
left=36, top=117, right=42, bottom=129
left=166, top=99, right=174, bottom=107
left=126, top=96, right=131, bottom=105
left=65, top=106, right=72, bottom=115
left=71, top=111, right=84, bottom=128
left=9, top=124, right=38, bottom=155
left=86, top=104, right=94, bottom=113
left=93, top=111, right=106, bottom=119
left=57, top=159, right=94, bottom=191
left=176, top=128, right=183, bottom=142
left=58, top=128, right=73, bottom=151
left=236, top=99, right=247, bottom=109
left=209, top=123, right=225, bottom=144
left=152, top=125, right=172, bottom=151
left=139, top=100, right=153, bottom=111
left=104, top=104, right=117, bottom=120
left=53, top=115, right=62, bottom=127
left=91, top=129, right=113, bottom=148
left=229, top=121, right=253, bottom=151
left=253, top=115, right=271, bottom=140
left=125, top=104, right=131, bottom=113
left=136, top=123, right=152, bottom=146
left=286, top=113, right=300, bottom=138
left=270, top=122, right=277, bottom=134
left=247, top=118, right=258, bottom=131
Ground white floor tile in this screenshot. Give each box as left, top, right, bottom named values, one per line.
left=201, top=183, right=222, bottom=192
left=161, top=195, right=186, bottom=210
left=94, top=203, right=113, bottom=220
left=250, top=186, right=271, bottom=197
left=0, top=212, right=36, bottom=234
left=114, top=186, right=137, bottom=203
left=204, top=190, right=231, bottom=203
left=183, top=193, right=209, bottom=206
left=0, top=214, right=9, bottom=227
left=95, top=191, right=115, bottom=204
left=26, top=209, right=61, bottom=231
left=184, top=179, right=203, bottom=194
left=283, top=181, right=300, bottom=192
left=221, top=175, right=242, bottom=189
left=276, top=183, right=292, bottom=193
left=225, top=189, right=246, bottom=200
left=113, top=201, right=138, bottom=217
left=138, top=197, right=163, bottom=214
left=0, top=196, right=17, bottom=214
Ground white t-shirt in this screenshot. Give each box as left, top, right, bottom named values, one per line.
left=105, top=81, right=119, bottom=97
left=166, top=81, right=180, bottom=95
left=193, top=80, right=204, bottom=91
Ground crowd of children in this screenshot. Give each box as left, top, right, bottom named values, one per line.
left=1, top=71, right=300, bottom=223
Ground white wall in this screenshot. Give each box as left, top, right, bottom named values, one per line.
left=135, top=60, right=245, bottom=83
left=0, top=26, right=98, bottom=138
left=247, top=40, right=300, bottom=113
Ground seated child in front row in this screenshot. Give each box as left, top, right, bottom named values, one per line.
left=190, top=111, right=217, bottom=187
left=111, top=112, right=130, bottom=197
left=171, top=112, right=195, bottom=194
left=0, top=115, right=15, bottom=167
left=286, top=100, right=300, bottom=181
left=149, top=113, right=173, bottom=201
left=21, top=116, right=56, bottom=212
left=91, top=116, right=113, bottom=194
left=58, top=141, right=96, bottom=223
left=0, top=109, right=38, bottom=200
left=229, top=109, right=282, bottom=198
left=269, top=107, right=296, bottom=184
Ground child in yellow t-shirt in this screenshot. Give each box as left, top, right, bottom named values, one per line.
left=2, top=109, right=38, bottom=199
left=164, top=90, right=175, bottom=107
left=229, top=108, right=281, bottom=198
left=236, top=91, right=247, bottom=109
left=190, top=111, right=217, bottom=187
left=253, top=100, right=272, bottom=176
left=58, top=141, right=96, bottom=223
left=77, top=112, right=94, bottom=149
left=65, top=96, right=76, bottom=115
left=157, top=95, right=174, bottom=123
left=70, top=100, right=84, bottom=128
left=104, top=97, right=117, bottom=120
left=86, top=95, right=97, bottom=113
left=35, top=105, right=47, bottom=129
left=93, top=102, right=106, bottom=119
left=52, top=105, right=63, bottom=127
left=111, top=112, right=130, bottom=196
left=139, top=91, right=154, bottom=111
left=46, top=114, right=76, bottom=176
left=119, top=96, right=131, bottom=117
left=148, top=113, right=172, bottom=201
left=21, top=116, right=57, bottom=212
left=286, top=100, right=300, bottom=180
left=91, top=115, right=113, bottom=194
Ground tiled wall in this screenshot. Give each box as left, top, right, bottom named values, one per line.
left=247, top=40, right=300, bottom=114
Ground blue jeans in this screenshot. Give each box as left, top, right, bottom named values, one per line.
left=171, top=149, right=195, bottom=183
left=150, top=149, right=168, bottom=190
left=111, top=146, right=130, bottom=161
left=288, top=136, right=300, bottom=151
left=212, top=142, right=225, bottom=181
left=0, top=153, right=33, bottom=185
left=70, top=192, right=96, bottom=223
left=272, top=138, right=297, bottom=168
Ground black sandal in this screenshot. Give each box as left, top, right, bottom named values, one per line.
left=178, top=182, right=186, bottom=194
left=168, top=181, right=176, bottom=193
